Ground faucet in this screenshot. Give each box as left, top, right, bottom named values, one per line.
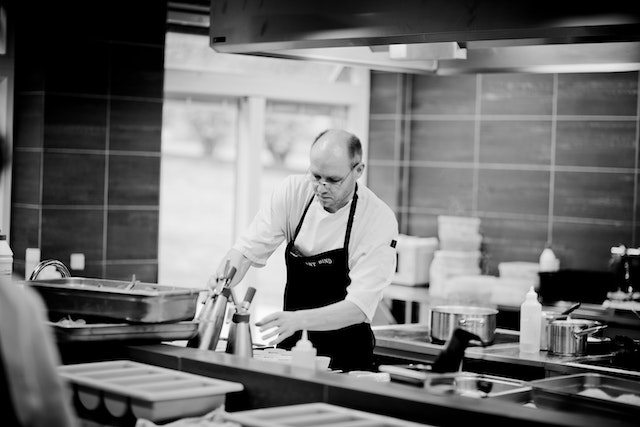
left=29, top=259, right=71, bottom=280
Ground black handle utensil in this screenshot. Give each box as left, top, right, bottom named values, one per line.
left=431, top=328, right=482, bottom=373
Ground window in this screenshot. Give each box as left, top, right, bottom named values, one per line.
left=253, top=101, right=349, bottom=321
left=161, top=31, right=368, bottom=336
left=159, top=98, right=237, bottom=288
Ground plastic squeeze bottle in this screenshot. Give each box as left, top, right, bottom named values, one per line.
left=519, top=286, right=542, bottom=353
left=0, top=234, right=13, bottom=278
left=539, top=242, right=559, bottom=272
left=291, top=330, right=317, bottom=370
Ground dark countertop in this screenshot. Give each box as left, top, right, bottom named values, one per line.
left=58, top=341, right=636, bottom=427
left=130, top=344, right=632, bottom=427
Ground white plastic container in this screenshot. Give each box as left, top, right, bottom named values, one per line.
left=438, top=233, right=482, bottom=252
left=428, top=250, right=482, bottom=297
left=58, top=360, right=243, bottom=422
left=519, top=286, right=542, bottom=354
left=498, top=261, right=540, bottom=290
left=539, top=244, right=560, bottom=272
left=291, top=330, right=317, bottom=370
left=437, top=215, right=481, bottom=241
left=25, top=248, right=41, bottom=280
left=394, top=235, right=438, bottom=286
left=0, top=234, right=13, bottom=278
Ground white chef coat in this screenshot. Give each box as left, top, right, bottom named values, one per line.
left=233, top=174, right=399, bottom=321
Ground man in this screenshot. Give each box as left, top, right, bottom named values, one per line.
left=0, top=134, right=79, bottom=426
left=215, top=129, right=398, bottom=371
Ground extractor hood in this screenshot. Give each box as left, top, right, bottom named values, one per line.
left=197, top=0, right=640, bottom=74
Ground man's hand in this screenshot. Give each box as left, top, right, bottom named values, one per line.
left=255, top=301, right=367, bottom=345
left=255, top=311, right=302, bottom=346
left=207, top=248, right=253, bottom=291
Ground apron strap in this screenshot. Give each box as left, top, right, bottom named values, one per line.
left=343, top=183, right=358, bottom=252
left=292, top=195, right=315, bottom=243
left=292, top=183, right=359, bottom=260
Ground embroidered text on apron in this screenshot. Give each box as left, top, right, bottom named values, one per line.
left=278, top=185, right=375, bottom=371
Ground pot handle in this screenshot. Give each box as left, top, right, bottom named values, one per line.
left=573, top=324, right=608, bottom=338
left=458, top=317, right=486, bottom=326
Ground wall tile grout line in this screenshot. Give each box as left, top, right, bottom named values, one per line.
left=22, top=90, right=165, bottom=105
left=547, top=74, right=558, bottom=244
left=37, top=93, right=44, bottom=252
left=472, top=74, right=481, bottom=214
left=369, top=159, right=636, bottom=174
left=30, top=205, right=160, bottom=211
left=370, top=114, right=638, bottom=121
left=633, top=72, right=640, bottom=247
left=102, top=52, right=112, bottom=279
left=397, top=205, right=634, bottom=226
left=24, top=147, right=162, bottom=157
left=400, top=74, right=413, bottom=234
left=395, top=74, right=406, bottom=232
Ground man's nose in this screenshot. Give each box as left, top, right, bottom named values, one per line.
left=316, top=182, right=330, bottom=192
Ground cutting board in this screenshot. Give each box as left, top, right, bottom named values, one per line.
left=58, top=360, right=244, bottom=422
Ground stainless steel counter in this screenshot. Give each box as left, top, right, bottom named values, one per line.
left=373, top=323, right=640, bottom=381
left=383, top=284, right=640, bottom=337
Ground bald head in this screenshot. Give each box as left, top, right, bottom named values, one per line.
left=311, top=129, right=362, bottom=167
left=308, top=129, right=364, bottom=212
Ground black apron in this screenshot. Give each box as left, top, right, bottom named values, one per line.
left=278, top=185, right=376, bottom=371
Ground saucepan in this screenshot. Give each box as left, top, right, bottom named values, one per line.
left=540, top=302, right=581, bottom=350
left=548, top=318, right=608, bottom=357
left=430, top=305, right=498, bottom=345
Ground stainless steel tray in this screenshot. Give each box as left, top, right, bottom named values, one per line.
left=47, top=320, right=198, bottom=342
left=426, top=372, right=530, bottom=400
left=529, top=373, right=640, bottom=420
left=379, top=365, right=531, bottom=400
left=25, top=277, right=201, bottom=323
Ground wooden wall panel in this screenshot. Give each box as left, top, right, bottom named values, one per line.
left=369, top=70, right=640, bottom=274
left=477, top=169, right=550, bottom=216
left=557, top=73, right=638, bottom=116
left=10, top=0, right=166, bottom=281
left=411, top=75, right=476, bottom=115
left=481, top=74, right=553, bottom=116
left=479, top=120, right=552, bottom=164
left=410, top=120, right=475, bottom=162
left=555, top=121, right=637, bottom=168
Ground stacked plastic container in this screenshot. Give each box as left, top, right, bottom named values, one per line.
left=429, top=216, right=482, bottom=298
left=393, top=235, right=439, bottom=286
left=492, top=261, right=541, bottom=306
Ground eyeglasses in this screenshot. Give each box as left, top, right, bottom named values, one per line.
left=307, top=163, right=360, bottom=189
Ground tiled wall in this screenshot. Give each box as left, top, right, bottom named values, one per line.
left=368, top=71, right=640, bottom=274
left=10, top=0, right=166, bottom=281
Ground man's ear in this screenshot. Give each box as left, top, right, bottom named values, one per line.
left=356, top=163, right=365, bottom=177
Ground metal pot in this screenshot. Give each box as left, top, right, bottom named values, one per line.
left=540, top=302, right=581, bottom=350
left=548, top=319, right=608, bottom=356
left=430, top=305, right=498, bottom=345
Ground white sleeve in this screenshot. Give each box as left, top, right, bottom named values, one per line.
left=345, top=208, right=399, bottom=322
left=232, top=177, right=292, bottom=267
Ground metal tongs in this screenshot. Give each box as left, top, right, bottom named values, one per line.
left=187, top=260, right=237, bottom=350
